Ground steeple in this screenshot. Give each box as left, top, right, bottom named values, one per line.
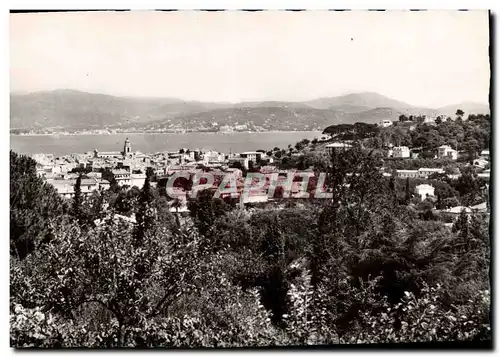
left=123, top=137, right=131, bottom=156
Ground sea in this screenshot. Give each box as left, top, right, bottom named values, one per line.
left=10, top=131, right=323, bottom=156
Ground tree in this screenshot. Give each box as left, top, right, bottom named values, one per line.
left=10, top=215, right=211, bottom=347
left=187, top=189, right=227, bottom=237
left=10, top=151, right=68, bottom=259
left=72, top=175, right=83, bottom=222
left=405, top=178, right=411, bottom=204
left=456, top=109, right=465, bottom=119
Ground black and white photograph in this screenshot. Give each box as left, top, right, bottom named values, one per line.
left=9, top=9, right=492, bottom=348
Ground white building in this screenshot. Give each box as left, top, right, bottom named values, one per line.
left=392, top=146, right=410, bottom=158
left=417, top=167, right=445, bottom=178
left=437, top=145, right=458, bottom=160
left=112, top=169, right=132, bottom=187
left=478, top=170, right=490, bottom=180
left=130, top=172, right=147, bottom=188
left=480, top=150, right=490, bottom=160
left=239, top=151, right=263, bottom=163
left=423, top=116, right=436, bottom=125
left=379, top=120, right=393, bottom=128
left=48, top=178, right=101, bottom=199
left=203, top=151, right=224, bottom=164
left=396, top=170, right=419, bottom=178
left=414, top=184, right=435, bottom=201
left=473, top=159, right=489, bottom=169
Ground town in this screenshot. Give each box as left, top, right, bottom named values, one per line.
left=10, top=9, right=491, bottom=349
left=31, top=111, right=491, bottom=222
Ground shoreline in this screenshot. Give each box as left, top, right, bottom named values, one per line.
left=10, top=130, right=324, bottom=137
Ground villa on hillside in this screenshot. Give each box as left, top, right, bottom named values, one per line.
left=437, top=145, right=458, bottom=160
left=414, top=184, right=435, bottom=201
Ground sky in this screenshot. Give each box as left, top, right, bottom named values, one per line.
left=10, top=10, right=490, bottom=108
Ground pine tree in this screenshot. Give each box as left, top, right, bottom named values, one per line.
left=133, top=172, right=155, bottom=284
left=72, top=174, right=83, bottom=221
left=389, top=175, right=397, bottom=205
left=404, top=177, right=411, bottom=204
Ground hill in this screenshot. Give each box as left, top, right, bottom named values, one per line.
left=10, top=90, right=231, bottom=130
left=438, top=102, right=490, bottom=118
left=304, top=91, right=413, bottom=110
left=10, top=89, right=491, bottom=132
left=143, top=106, right=341, bottom=132
left=333, top=107, right=405, bottom=125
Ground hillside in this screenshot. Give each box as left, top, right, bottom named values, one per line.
left=10, top=90, right=232, bottom=129
left=438, top=102, right=490, bottom=118
left=304, top=91, right=413, bottom=110
left=10, top=89, right=491, bottom=132
left=333, top=107, right=404, bottom=125
left=143, top=106, right=341, bottom=132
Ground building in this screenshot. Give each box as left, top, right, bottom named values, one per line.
left=98, top=179, right=110, bottom=190
left=111, top=169, right=132, bottom=187
left=396, top=170, right=419, bottom=178
left=325, top=142, right=352, bottom=155
left=123, top=137, right=132, bottom=158
left=48, top=178, right=101, bottom=199
left=93, top=149, right=122, bottom=159
left=473, top=159, right=489, bottom=169
left=379, top=120, right=393, bottom=128
left=444, top=206, right=473, bottom=219
left=417, top=167, right=445, bottom=178
left=414, top=184, right=435, bottom=201
left=395, top=168, right=444, bottom=179
left=93, top=138, right=133, bottom=159
left=239, top=151, right=264, bottom=164
left=423, top=116, right=436, bottom=125
left=437, top=145, right=458, bottom=160
left=392, top=146, right=410, bottom=158
left=478, top=170, right=490, bottom=180
left=204, top=150, right=224, bottom=163
left=480, top=150, right=490, bottom=160
left=228, top=157, right=250, bottom=170
left=470, top=202, right=488, bottom=213
left=130, top=172, right=147, bottom=188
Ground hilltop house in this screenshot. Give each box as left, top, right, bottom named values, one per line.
left=414, top=184, right=435, bottom=201
left=437, top=145, right=458, bottom=160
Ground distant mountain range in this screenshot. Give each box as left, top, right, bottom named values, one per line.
left=10, top=89, right=490, bottom=132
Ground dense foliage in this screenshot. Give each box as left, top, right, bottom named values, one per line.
left=10, top=145, right=491, bottom=348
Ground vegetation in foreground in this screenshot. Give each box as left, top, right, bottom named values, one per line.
left=10, top=144, right=491, bottom=347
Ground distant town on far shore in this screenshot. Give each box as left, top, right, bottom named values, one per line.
left=10, top=89, right=489, bottom=135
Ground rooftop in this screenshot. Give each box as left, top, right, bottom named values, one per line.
left=325, top=142, right=352, bottom=148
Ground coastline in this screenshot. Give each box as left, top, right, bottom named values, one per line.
left=10, top=130, right=324, bottom=137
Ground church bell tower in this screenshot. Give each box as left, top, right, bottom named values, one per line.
left=123, top=138, right=131, bottom=157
